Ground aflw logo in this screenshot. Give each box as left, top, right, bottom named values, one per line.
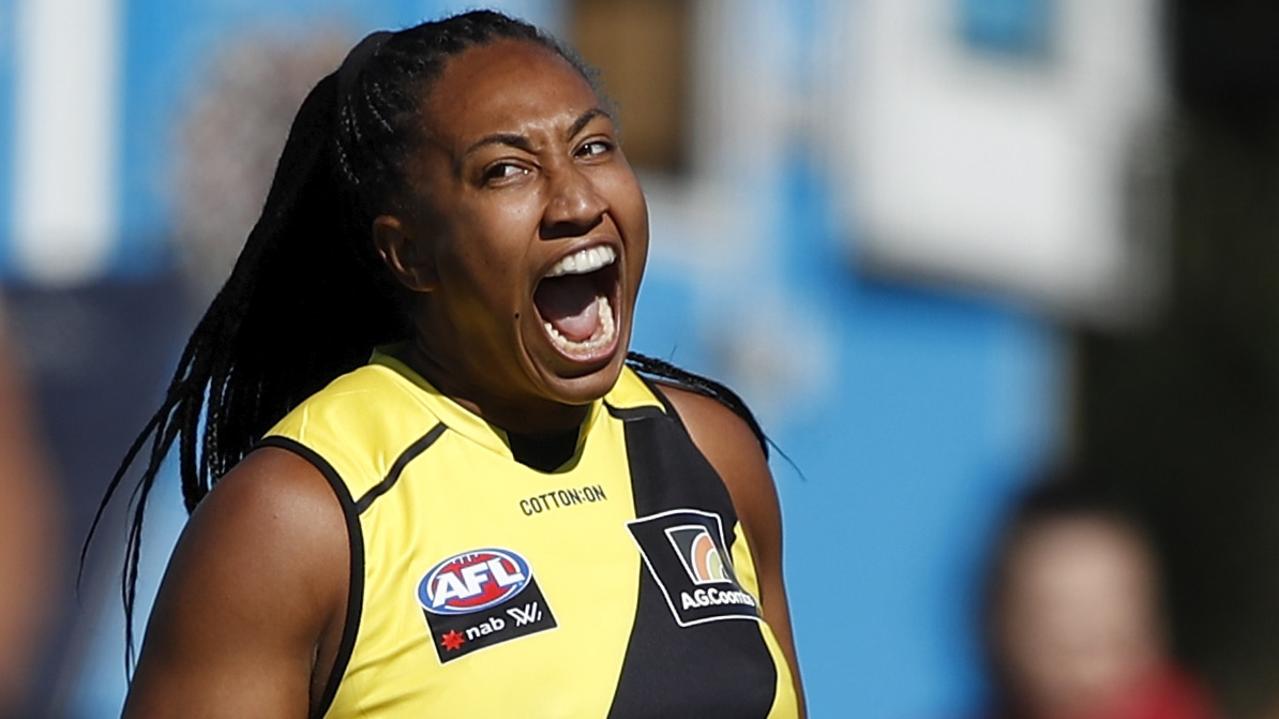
left=666, top=526, right=729, bottom=585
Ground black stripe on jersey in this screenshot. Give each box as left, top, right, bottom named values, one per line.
left=604, top=402, right=667, bottom=423
left=606, top=396, right=778, bottom=719
left=603, top=376, right=689, bottom=425
left=637, top=375, right=681, bottom=417
left=354, top=422, right=445, bottom=514
left=256, top=436, right=364, bottom=719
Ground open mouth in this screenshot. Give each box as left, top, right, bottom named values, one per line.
left=532, top=244, right=621, bottom=362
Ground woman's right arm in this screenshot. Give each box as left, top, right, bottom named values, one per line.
left=122, top=447, right=349, bottom=718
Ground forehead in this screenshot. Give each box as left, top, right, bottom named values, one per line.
left=421, top=39, right=600, bottom=145
left=1006, top=519, right=1151, bottom=586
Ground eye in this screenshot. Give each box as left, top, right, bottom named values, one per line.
left=576, top=139, right=613, bottom=159
left=482, top=162, right=531, bottom=185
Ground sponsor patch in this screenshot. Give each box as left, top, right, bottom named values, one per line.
left=627, top=509, right=761, bottom=627
left=417, top=548, right=556, bottom=662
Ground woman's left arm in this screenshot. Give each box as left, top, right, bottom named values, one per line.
left=656, top=383, right=807, bottom=717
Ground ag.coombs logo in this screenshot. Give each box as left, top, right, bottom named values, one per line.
left=627, top=509, right=761, bottom=627
left=416, top=548, right=557, bottom=663
left=666, top=525, right=730, bottom=585
left=419, top=549, right=530, bottom=615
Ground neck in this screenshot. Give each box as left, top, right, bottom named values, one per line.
left=403, top=339, right=591, bottom=435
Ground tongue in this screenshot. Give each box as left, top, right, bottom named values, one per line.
left=535, top=275, right=600, bottom=342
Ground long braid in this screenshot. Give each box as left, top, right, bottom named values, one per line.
left=83, top=71, right=377, bottom=665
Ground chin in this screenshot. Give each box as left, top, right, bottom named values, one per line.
left=532, top=337, right=630, bottom=406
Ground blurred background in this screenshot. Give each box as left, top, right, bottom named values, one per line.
left=1, top=0, right=1277, bottom=716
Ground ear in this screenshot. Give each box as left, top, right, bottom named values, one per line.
left=372, top=214, right=438, bottom=293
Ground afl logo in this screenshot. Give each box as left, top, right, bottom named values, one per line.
left=418, top=548, right=532, bottom=616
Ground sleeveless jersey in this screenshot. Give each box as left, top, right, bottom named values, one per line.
left=261, top=350, right=800, bottom=718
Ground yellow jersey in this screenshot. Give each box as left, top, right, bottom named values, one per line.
left=262, top=349, right=799, bottom=718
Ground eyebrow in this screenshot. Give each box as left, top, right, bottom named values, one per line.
left=567, top=107, right=609, bottom=141
left=461, top=108, right=612, bottom=159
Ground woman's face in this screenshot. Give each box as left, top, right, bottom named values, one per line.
left=388, top=39, right=648, bottom=417
left=995, top=518, right=1164, bottom=718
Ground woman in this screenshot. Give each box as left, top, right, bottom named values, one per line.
left=983, top=481, right=1214, bottom=719
left=100, top=10, right=803, bottom=717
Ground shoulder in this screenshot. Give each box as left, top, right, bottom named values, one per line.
left=196, top=446, right=348, bottom=533
left=171, top=446, right=349, bottom=621
left=652, top=380, right=768, bottom=474
left=648, top=381, right=779, bottom=538
left=124, top=446, right=350, bottom=714
left=144, top=446, right=351, bottom=651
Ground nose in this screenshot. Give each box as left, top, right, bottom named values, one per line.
left=540, top=163, right=607, bottom=239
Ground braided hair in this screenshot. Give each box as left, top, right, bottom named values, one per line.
left=86, top=9, right=767, bottom=668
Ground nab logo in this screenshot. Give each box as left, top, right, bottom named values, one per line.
left=666, top=526, right=729, bottom=585
left=419, top=549, right=530, bottom=616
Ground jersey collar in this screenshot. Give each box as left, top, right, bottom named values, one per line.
left=368, top=346, right=606, bottom=462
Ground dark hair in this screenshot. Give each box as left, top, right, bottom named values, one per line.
left=85, top=9, right=768, bottom=670
left=985, top=476, right=1146, bottom=602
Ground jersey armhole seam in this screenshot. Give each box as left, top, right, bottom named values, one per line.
left=256, top=435, right=364, bottom=719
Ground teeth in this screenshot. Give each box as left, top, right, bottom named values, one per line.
left=545, top=245, right=616, bottom=278
left=543, top=295, right=616, bottom=356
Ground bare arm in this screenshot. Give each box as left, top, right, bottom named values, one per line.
left=657, top=384, right=807, bottom=717
left=123, top=447, right=349, bottom=718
